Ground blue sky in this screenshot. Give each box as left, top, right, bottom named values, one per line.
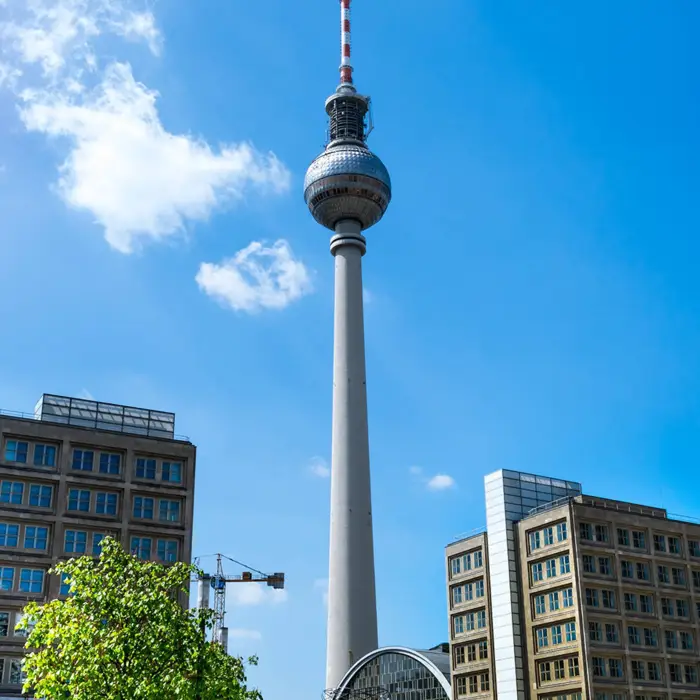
left=1, top=0, right=700, bottom=698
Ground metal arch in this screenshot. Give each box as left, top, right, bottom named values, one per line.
left=334, top=646, right=452, bottom=697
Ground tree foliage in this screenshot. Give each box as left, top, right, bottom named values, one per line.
left=17, top=537, right=262, bottom=700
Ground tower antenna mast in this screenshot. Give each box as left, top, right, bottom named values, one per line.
left=340, top=0, right=353, bottom=86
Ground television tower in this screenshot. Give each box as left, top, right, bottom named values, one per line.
left=304, top=0, right=392, bottom=690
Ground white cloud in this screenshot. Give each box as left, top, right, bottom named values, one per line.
left=228, top=628, right=262, bottom=641
left=1, top=0, right=291, bottom=253
left=226, top=582, right=288, bottom=607
left=427, top=474, right=456, bottom=491
left=309, top=456, right=330, bottom=479
left=196, top=240, right=312, bottom=313
left=409, top=466, right=457, bottom=492
left=314, top=578, right=329, bottom=608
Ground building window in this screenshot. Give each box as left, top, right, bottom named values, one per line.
left=609, top=659, right=623, bottom=678
left=4, top=440, right=28, bottom=463
left=99, top=453, right=121, bottom=475
left=692, top=570, right=700, bottom=590
left=586, top=588, right=599, bottom=607
left=19, top=568, right=44, bottom=593
left=658, top=565, right=670, bottom=584
left=532, top=563, right=543, bottom=582
left=647, top=662, right=661, bottom=682
left=670, top=664, right=682, bottom=684
left=589, top=621, right=602, bottom=641
left=618, top=528, right=630, bottom=546
left=661, top=597, right=673, bottom=616
left=451, top=557, right=461, bottom=577
left=466, top=613, right=475, bottom=631
left=0, top=568, right=14, bottom=591
left=24, top=526, right=48, bottom=550
left=637, top=562, right=650, bottom=581
left=676, top=599, right=689, bottom=617
left=477, top=610, right=486, bottom=628
left=131, top=537, right=152, bottom=560
left=640, top=595, right=653, bottom=614
left=29, top=484, right=51, bottom=508
left=633, top=530, right=646, bottom=549
left=624, top=593, right=637, bottom=611
left=669, top=536, right=682, bottom=554
left=530, top=531, right=541, bottom=551
left=671, top=567, right=685, bottom=586
left=690, top=540, right=700, bottom=557
left=653, top=534, right=667, bottom=552
left=549, top=591, right=559, bottom=611
left=0, top=612, right=8, bottom=636
left=560, top=554, right=570, bottom=574
left=666, top=630, right=678, bottom=649
left=456, top=677, right=466, bottom=697
left=543, top=527, right=554, bottom=546
left=467, top=644, right=476, bottom=662
left=606, top=623, right=619, bottom=643
left=551, top=625, right=563, bottom=645
left=602, top=590, right=616, bottom=609
left=68, top=489, right=90, bottom=512
left=537, top=628, right=549, bottom=648
left=93, top=533, right=106, bottom=556
left=621, top=561, right=633, bottom=578
left=453, top=586, right=463, bottom=605
left=583, top=555, right=595, bottom=573
left=473, top=551, right=483, bottom=568
left=685, top=666, right=698, bottom=685
left=65, top=530, right=87, bottom=554
left=72, top=449, right=94, bottom=472
left=595, top=524, right=609, bottom=542
left=557, top=522, right=568, bottom=542
left=161, top=461, right=182, bottom=483
left=593, top=657, right=605, bottom=677
left=644, top=628, right=657, bottom=647
left=553, top=659, right=565, bottom=679
left=628, top=626, right=640, bottom=645
left=454, top=616, right=464, bottom=635
left=136, top=457, right=156, bottom=480
left=480, top=673, right=489, bottom=692
left=1, top=481, right=24, bottom=505
left=599, top=557, right=611, bottom=575
left=479, top=640, right=488, bottom=659
left=133, top=497, right=154, bottom=520
left=580, top=523, right=593, bottom=540
left=681, top=631, right=694, bottom=650
left=465, top=583, right=473, bottom=601
left=468, top=676, right=478, bottom=694
left=563, top=588, right=573, bottom=608
left=9, top=659, right=24, bottom=686
left=566, top=621, right=577, bottom=642
left=475, top=579, right=484, bottom=598
left=59, top=573, right=72, bottom=596
left=157, top=539, right=178, bottom=563
left=568, top=657, right=580, bottom=677
left=540, top=662, right=551, bottom=683
left=0, top=524, right=19, bottom=548
left=535, top=595, right=545, bottom=615
left=33, top=443, right=56, bottom=467
left=454, top=645, right=465, bottom=665
left=96, top=493, right=117, bottom=515
left=632, top=661, right=645, bottom=681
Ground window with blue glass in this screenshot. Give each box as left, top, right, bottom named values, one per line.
left=0, top=567, right=14, bottom=591
left=131, top=537, right=151, bottom=560
left=0, top=524, right=19, bottom=547
left=133, top=497, right=154, bottom=519
left=0, top=481, right=24, bottom=505
left=96, top=492, right=117, bottom=515
left=60, top=573, right=72, bottom=596
left=65, top=530, right=87, bottom=554
left=162, top=461, right=182, bottom=483
left=29, top=484, right=51, bottom=508
left=24, top=527, right=48, bottom=550
left=72, top=449, right=94, bottom=472
left=68, top=489, right=91, bottom=512
left=4, top=440, right=28, bottom=463
left=99, top=453, right=121, bottom=475
left=159, top=499, right=180, bottom=522
left=135, top=457, right=156, bottom=480
left=19, top=569, right=44, bottom=593
left=157, top=539, right=178, bottom=563
left=33, top=444, right=56, bottom=467
left=92, top=533, right=106, bottom=555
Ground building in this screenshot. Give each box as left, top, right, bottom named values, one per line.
left=0, top=393, right=196, bottom=696
left=303, top=0, right=393, bottom=689
left=335, top=645, right=452, bottom=700
left=446, top=470, right=700, bottom=700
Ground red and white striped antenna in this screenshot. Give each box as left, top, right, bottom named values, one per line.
left=340, top=0, right=353, bottom=85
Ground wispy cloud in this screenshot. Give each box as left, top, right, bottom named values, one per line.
left=309, top=456, right=330, bottom=479
left=0, top=0, right=290, bottom=253
left=196, top=240, right=313, bottom=313
left=409, top=466, right=457, bottom=492
left=226, top=582, right=288, bottom=607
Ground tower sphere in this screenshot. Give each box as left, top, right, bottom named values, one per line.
left=304, top=143, right=391, bottom=232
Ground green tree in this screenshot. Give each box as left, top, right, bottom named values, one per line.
left=16, top=537, right=262, bottom=700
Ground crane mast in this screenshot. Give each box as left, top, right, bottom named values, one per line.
left=196, top=554, right=285, bottom=654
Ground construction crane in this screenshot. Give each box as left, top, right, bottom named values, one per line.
left=195, top=553, right=285, bottom=654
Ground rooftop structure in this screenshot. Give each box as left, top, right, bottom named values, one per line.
left=304, top=0, right=392, bottom=689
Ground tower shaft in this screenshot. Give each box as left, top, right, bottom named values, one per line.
left=326, top=219, right=378, bottom=689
